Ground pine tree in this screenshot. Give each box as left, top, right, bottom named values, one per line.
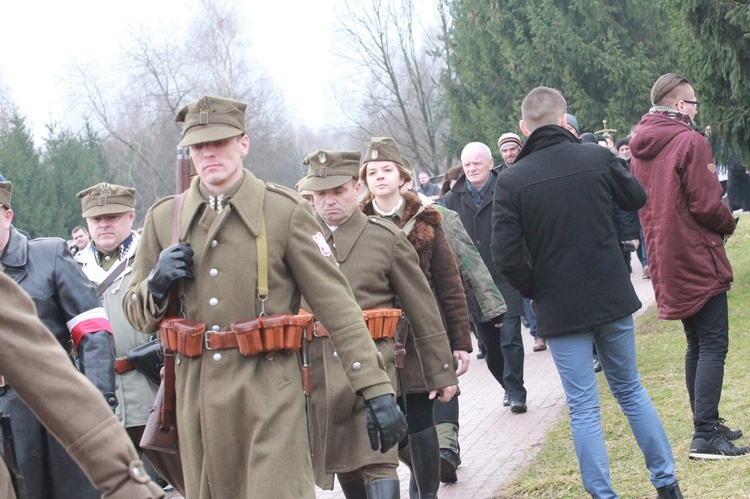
left=445, top=0, right=673, bottom=159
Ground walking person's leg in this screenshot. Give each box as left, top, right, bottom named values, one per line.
left=594, top=316, right=676, bottom=489
left=547, top=331, right=615, bottom=498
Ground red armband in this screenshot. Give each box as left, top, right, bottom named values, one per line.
left=66, top=307, right=113, bottom=346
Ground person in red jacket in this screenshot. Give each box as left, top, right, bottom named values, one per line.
left=630, top=73, right=746, bottom=460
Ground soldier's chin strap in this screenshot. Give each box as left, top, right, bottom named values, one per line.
left=256, top=216, right=269, bottom=317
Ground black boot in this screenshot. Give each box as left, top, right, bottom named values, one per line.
left=398, top=442, right=419, bottom=498
left=408, top=426, right=441, bottom=499
left=339, top=477, right=368, bottom=499
left=656, top=481, right=683, bottom=499
left=365, top=478, right=400, bottom=499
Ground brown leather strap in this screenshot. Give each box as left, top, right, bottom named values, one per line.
left=160, top=193, right=183, bottom=432
left=114, top=356, right=136, bottom=374
left=204, top=331, right=239, bottom=350
left=96, top=256, right=135, bottom=296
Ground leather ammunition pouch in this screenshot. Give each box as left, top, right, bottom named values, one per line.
left=161, top=315, right=312, bottom=358
left=307, top=308, right=402, bottom=341
left=126, top=339, right=164, bottom=385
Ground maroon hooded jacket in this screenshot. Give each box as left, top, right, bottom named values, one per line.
left=631, top=113, right=736, bottom=319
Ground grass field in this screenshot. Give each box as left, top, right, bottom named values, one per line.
left=497, top=214, right=750, bottom=498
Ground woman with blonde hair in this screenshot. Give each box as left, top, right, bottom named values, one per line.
left=360, top=137, right=471, bottom=498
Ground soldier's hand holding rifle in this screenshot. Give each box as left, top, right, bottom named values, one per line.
left=364, top=394, right=407, bottom=453
left=147, top=242, right=194, bottom=300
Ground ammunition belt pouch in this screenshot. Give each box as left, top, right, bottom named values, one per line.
left=159, top=315, right=313, bottom=358
left=307, top=308, right=402, bottom=341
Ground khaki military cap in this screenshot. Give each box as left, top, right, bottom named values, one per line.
left=0, top=180, right=11, bottom=209
left=363, top=137, right=405, bottom=167
left=175, top=96, right=247, bottom=147
left=295, top=177, right=314, bottom=198
left=299, top=150, right=361, bottom=191
left=77, top=183, right=136, bottom=218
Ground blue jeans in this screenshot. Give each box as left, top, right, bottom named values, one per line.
left=523, top=298, right=537, bottom=339
left=547, top=316, right=675, bottom=498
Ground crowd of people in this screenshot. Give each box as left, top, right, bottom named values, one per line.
left=0, top=72, right=745, bottom=499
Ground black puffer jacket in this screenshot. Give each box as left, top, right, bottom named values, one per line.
left=1, top=226, right=116, bottom=403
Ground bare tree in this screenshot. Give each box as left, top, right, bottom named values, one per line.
left=333, top=0, right=450, bottom=174
left=67, top=0, right=302, bottom=213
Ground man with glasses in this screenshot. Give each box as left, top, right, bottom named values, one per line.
left=631, top=73, right=746, bottom=460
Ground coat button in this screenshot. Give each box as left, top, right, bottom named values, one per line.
left=209, top=268, right=219, bottom=277
left=211, top=240, right=218, bottom=248
left=333, top=351, right=338, bottom=358
left=209, top=298, right=219, bottom=307
left=212, top=325, right=221, bottom=332
left=443, top=363, right=450, bottom=370
left=131, top=293, right=138, bottom=302
left=176, top=357, right=181, bottom=365
left=352, top=361, right=362, bottom=371
left=213, top=353, right=222, bottom=361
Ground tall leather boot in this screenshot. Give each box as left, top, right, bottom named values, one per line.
left=398, top=443, right=420, bottom=498
left=338, top=477, right=368, bottom=499
left=365, top=478, right=400, bottom=499
left=408, top=426, right=441, bottom=499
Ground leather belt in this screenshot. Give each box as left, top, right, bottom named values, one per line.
left=114, top=356, right=136, bottom=374
left=204, top=331, right=240, bottom=350
left=312, top=321, right=329, bottom=338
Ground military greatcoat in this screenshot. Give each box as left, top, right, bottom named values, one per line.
left=124, top=171, right=394, bottom=499
left=308, top=208, right=458, bottom=488
left=0, top=273, right=163, bottom=499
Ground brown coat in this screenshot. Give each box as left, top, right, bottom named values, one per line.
left=123, top=171, right=394, bottom=499
left=0, top=273, right=163, bottom=499
left=307, top=209, right=458, bottom=488
left=362, top=192, right=471, bottom=392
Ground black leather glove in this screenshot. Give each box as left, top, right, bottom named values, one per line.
left=490, top=313, right=505, bottom=327
left=147, top=242, right=194, bottom=300
left=363, top=394, right=407, bottom=453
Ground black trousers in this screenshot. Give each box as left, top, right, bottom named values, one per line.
left=475, top=317, right=526, bottom=403
left=682, top=292, right=730, bottom=433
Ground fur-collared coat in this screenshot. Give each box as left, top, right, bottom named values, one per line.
left=363, top=192, right=471, bottom=393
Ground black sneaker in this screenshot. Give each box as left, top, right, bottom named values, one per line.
left=503, top=393, right=510, bottom=407
left=689, top=431, right=750, bottom=460
left=717, top=418, right=743, bottom=441
left=439, top=448, right=461, bottom=483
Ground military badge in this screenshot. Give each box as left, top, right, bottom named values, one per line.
left=312, top=232, right=332, bottom=257
left=372, top=150, right=379, bottom=160
left=99, top=183, right=112, bottom=206
left=318, top=152, right=327, bottom=164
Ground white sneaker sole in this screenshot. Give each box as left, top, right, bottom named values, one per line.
left=688, top=451, right=749, bottom=460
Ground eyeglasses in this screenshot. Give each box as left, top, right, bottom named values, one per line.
left=682, top=99, right=700, bottom=110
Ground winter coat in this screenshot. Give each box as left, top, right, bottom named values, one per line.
left=306, top=208, right=457, bottom=488
left=362, top=192, right=471, bottom=392
left=124, top=170, right=394, bottom=499
left=77, top=232, right=158, bottom=428
left=1, top=226, right=116, bottom=498
left=443, top=170, right=525, bottom=317
left=631, top=112, right=736, bottom=319
left=433, top=204, right=507, bottom=322
left=491, top=125, right=643, bottom=337
left=0, top=273, right=164, bottom=499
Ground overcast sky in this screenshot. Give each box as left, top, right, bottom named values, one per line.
left=0, top=0, right=356, bottom=141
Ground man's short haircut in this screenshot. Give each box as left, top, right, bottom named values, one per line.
left=71, top=226, right=88, bottom=235
left=650, top=73, right=691, bottom=107
left=521, top=87, right=567, bottom=133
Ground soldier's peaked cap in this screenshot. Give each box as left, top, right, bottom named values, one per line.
left=77, top=182, right=136, bottom=218
left=175, top=96, right=247, bottom=147
left=298, top=151, right=361, bottom=191
left=0, top=178, right=11, bottom=209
